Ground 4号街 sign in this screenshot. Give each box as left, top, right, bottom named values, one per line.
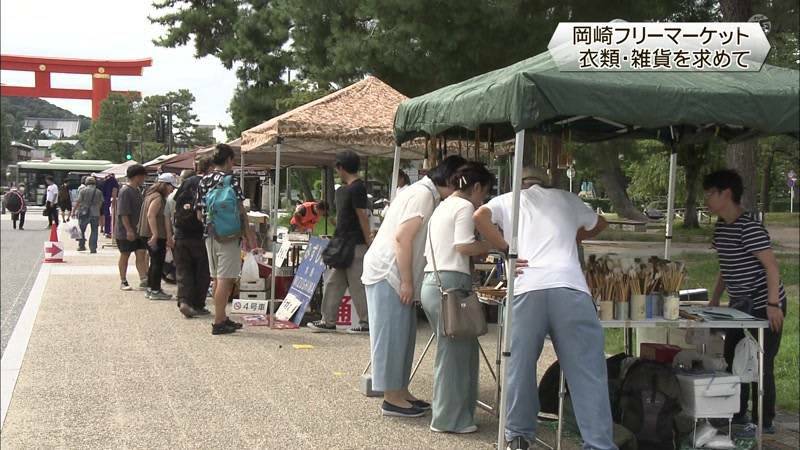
left=285, top=236, right=329, bottom=325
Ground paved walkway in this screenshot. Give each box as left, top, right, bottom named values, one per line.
left=1, top=232, right=572, bottom=449
left=1, top=232, right=797, bottom=449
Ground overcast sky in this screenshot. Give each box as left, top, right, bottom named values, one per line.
left=0, top=0, right=238, bottom=141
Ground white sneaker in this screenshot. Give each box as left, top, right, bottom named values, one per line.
left=430, top=424, right=478, bottom=434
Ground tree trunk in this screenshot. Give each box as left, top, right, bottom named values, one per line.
left=726, top=140, right=760, bottom=214
left=682, top=149, right=702, bottom=229
left=761, top=151, right=774, bottom=212
left=720, top=0, right=760, bottom=215
left=596, top=145, right=649, bottom=221
left=719, top=0, right=752, bottom=22
left=295, top=170, right=315, bottom=202
left=324, top=166, right=336, bottom=210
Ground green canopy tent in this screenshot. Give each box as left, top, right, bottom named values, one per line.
left=392, top=50, right=799, bottom=450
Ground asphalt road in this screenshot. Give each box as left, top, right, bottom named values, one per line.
left=1, top=211, right=50, bottom=356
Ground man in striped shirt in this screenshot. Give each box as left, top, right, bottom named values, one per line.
left=704, top=169, right=786, bottom=437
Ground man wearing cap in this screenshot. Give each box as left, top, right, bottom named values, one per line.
left=138, top=172, right=180, bottom=300
left=474, top=167, right=614, bottom=450
left=73, top=176, right=105, bottom=253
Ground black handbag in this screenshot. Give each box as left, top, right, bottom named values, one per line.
left=322, top=234, right=357, bottom=269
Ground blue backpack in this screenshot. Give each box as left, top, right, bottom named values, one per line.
left=204, top=175, right=241, bottom=239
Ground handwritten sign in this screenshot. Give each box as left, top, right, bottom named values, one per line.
left=286, top=236, right=329, bottom=324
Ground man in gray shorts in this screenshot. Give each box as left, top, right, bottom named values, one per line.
left=198, top=144, right=257, bottom=335
left=116, top=164, right=149, bottom=291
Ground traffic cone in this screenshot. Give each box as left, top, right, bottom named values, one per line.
left=43, top=224, right=65, bottom=263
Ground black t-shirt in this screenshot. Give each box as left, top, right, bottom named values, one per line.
left=334, top=179, right=367, bottom=244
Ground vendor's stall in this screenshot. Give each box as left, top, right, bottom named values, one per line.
left=233, top=76, right=427, bottom=325
left=393, top=49, right=799, bottom=450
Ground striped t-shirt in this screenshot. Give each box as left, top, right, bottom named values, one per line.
left=712, top=213, right=786, bottom=312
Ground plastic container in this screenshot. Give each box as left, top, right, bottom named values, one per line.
left=631, top=294, right=646, bottom=320
left=614, top=301, right=629, bottom=320
left=599, top=301, right=614, bottom=321
left=664, top=294, right=680, bottom=320
left=676, top=372, right=741, bottom=418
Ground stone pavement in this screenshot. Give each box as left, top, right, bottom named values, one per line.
left=1, top=231, right=797, bottom=449
left=0, top=232, right=572, bottom=449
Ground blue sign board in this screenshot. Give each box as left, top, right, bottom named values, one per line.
left=287, top=236, right=329, bottom=324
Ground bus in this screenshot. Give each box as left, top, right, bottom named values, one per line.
left=7, top=159, right=114, bottom=205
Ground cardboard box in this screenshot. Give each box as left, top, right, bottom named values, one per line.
left=640, top=343, right=682, bottom=364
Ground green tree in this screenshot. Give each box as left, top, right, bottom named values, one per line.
left=1, top=113, right=13, bottom=165
left=132, top=89, right=211, bottom=150
left=49, top=142, right=79, bottom=159
left=86, top=94, right=134, bottom=162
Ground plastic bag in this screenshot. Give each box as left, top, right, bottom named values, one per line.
left=704, top=435, right=736, bottom=449
left=241, top=251, right=260, bottom=282
left=733, top=334, right=759, bottom=383
left=60, top=222, right=82, bottom=241
left=165, top=248, right=174, bottom=264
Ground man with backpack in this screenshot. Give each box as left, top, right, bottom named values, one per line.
left=199, top=144, right=257, bottom=335
left=4, top=184, right=27, bottom=230
left=173, top=160, right=212, bottom=318
left=474, top=167, right=615, bottom=450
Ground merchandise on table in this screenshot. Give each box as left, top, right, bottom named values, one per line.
left=584, top=255, right=686, bottom=321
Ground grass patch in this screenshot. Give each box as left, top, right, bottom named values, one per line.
left=764, top=212, right=800, bottom=227
left=604, top=252, right=799, bottom=412
left=594, top=217, right=714, bottom=244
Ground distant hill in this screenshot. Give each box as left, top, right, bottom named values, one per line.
left=1, top=96, right=92, bottom=133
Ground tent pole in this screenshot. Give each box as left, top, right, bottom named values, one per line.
left=390, top=145, right=401, bottom=201
left=240, top=150, right=245, bottom=188
left=665, top=146, right=678, bottom=260
left=270, top=138, right=283, bottom=328
left=497, top=129, right=525, bottom=450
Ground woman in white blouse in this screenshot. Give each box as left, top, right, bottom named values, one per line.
left=421, top=162, right=495, bottom=433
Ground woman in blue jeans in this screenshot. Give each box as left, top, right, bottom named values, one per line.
left=421, top=162, right=495, bottom=434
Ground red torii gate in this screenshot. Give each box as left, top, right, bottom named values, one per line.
left=0, top=55, right=152, bottom=120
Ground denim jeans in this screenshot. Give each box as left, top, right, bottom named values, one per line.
left=365, top=279, right=417, bottom=392
left=504, top=288, right=617, bottom=450
left=78, top=216, right=99, bottom=252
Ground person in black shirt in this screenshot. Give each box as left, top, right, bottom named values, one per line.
left=704, top=169, right=786, bottom=437
left=308, top=150, right=371, bottom=333
left=173, top=157, right=213, bottom=318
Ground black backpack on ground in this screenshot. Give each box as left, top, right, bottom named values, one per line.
left=617, top=359, right=684, bottom=450
left=538, top=353, right=627, bottom=416
left=173, top=176, right=203, bottom=235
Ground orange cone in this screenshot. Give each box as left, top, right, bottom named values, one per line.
left=43, top=224, right=65, bottom=263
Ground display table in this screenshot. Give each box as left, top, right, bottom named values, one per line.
left=551, top=316, right=770, bottom=450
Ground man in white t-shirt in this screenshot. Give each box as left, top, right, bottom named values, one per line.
left=474, top=167, right=615, bottom=450
left=45, top=175, right=60, bottom=227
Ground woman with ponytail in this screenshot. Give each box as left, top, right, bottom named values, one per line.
left=420, top=161, right=496, bottom=434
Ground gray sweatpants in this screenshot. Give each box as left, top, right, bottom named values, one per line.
left=505, top=288, right=617, bottom=450
left=320, top=244, right=368, bottom=326
left=366, top=279, right=417, bottom=392
left=421, top=271, right=479, bottom=432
